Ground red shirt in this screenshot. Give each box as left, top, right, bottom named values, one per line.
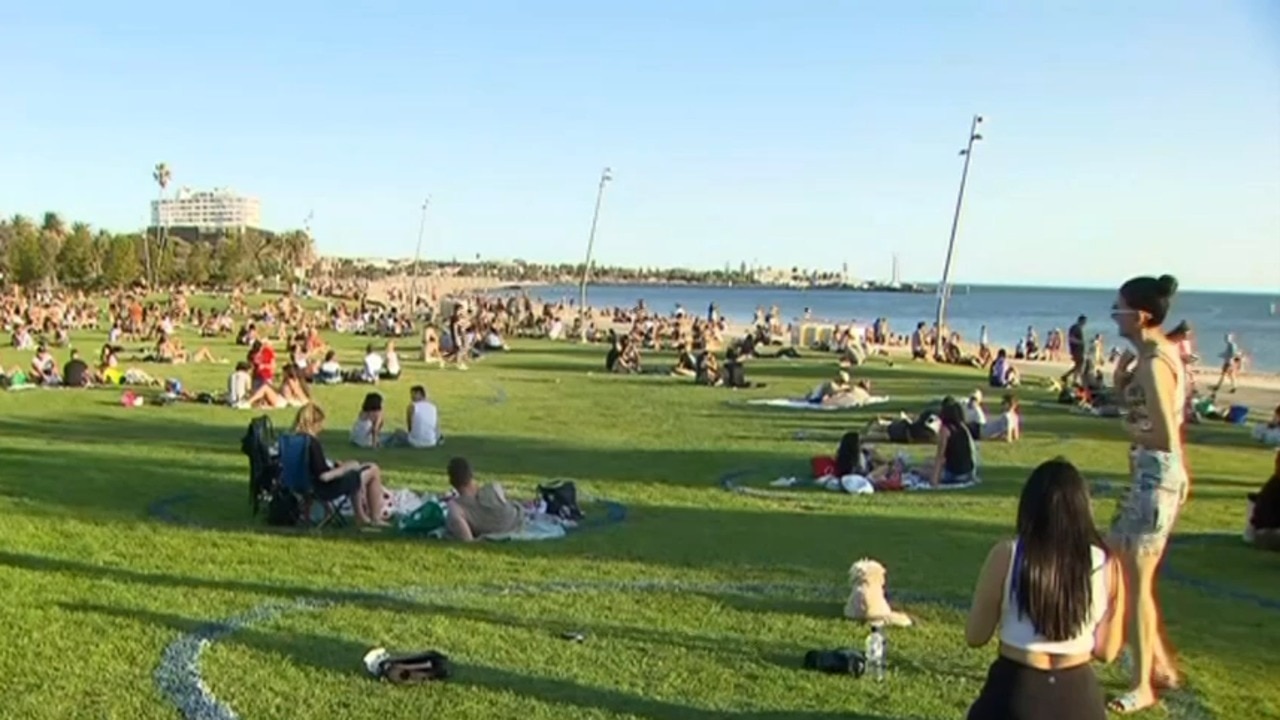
left=254, top=345, right=276, bottom=382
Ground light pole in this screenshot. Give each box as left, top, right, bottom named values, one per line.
left=578, top=167, right=613, bottom=341
left=932, top=115, right=983, bottom=359
left=408, top=196, right=430, bottom=311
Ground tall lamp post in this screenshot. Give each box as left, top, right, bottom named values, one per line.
left=578, top=167, right=613, bottom=341
left=932, top=115, right=984, bottom=359
left=408, top=196, right=431, bottom=311
left=149, top=162, right=172, bottom=287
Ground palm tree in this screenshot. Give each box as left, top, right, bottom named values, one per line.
left=41, top=212, right=66, bottom=238
left=149, top=162, right=172, bottom=285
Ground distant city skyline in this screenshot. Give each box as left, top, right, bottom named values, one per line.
left=2, top=2, right=1277, bottom=293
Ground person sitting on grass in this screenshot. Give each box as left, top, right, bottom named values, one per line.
left=1246, top=450, right=1280, bottom=551
left=375, top=386, right=443, bottom=448
left=989, top=348, right=1020, bottom=388
left=922, top=399, right=978, bottom=486
left=964, top=390, right=988, bottom=437
left=280, top=364, right=311, bottom=407
left=671, top=341, right=698, bottom=378
left=420, top=325, right=444, bottom=365
left=360, top=343, right=384, bottom=383
left=31, top=343, right=61, bottom=385
left=62, top=349, right=93, bottom=388
left=381, top=340, right=402, bottom=380
left=443, top=457, right=522, bottom=542
left=351, top=392, right=386, bottom=448
left=293, top=403, right=389, bottom=527
left=981, top=394, right=1022, bottom=442
left=314, top=350, right=343, bottom=385
left=227, top=361, right=287, bottom=410
left=808, top=369, right=852, bottom=404
left=964, top=458, right=1125, bottom=720
left=606, top=334, right=641, bottom=374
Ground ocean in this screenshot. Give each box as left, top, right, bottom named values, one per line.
left=528, top=284, right=1280, bottom=373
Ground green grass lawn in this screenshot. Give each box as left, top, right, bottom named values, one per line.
left=1, top=323, right=1277, bottom=719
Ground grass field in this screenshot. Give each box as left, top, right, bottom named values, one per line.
left=1, top=319, right=1277, bottom=719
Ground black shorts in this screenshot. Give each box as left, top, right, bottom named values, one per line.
left=315, top=468, right=364, bottom=501
left=967, top=656, right=1104, bottom=720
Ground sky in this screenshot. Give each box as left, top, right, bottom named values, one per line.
left=2, top=2, right=1278, bottom=292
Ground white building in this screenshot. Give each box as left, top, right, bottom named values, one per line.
left=150, top=187, right=261, bottom=230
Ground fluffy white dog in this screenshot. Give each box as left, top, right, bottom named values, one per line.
left=843, top=558, right=913, bottom=627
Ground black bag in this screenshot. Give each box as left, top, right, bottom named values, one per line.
left=240, top=415, right=279, bottom=516
left=538, top=481, right=583, bottom=521
left=804, top=649, right=866, bottom=677
left=370, top=650, right=452, bottom=683
left=266, top=488, right=301, bottom=526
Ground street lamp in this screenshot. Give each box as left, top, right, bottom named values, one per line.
left=408, top=196, right=430, bottom=311
left=578, top=167, right=613, bottom=341
left=932, top=115, right=984, bottom=359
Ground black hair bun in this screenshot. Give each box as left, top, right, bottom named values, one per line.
left=1156, top=274, right=1179, bottom=299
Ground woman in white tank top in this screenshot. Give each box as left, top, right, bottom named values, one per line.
left=965, top=459, right=1126, bottom=720
left=1107, top=274, right=1190, bottom=713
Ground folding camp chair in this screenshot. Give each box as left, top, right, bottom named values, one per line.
left=277, top=433, right=348, bottom=528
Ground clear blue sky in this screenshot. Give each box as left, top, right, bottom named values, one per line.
left=3, top=2, right=1278, bottom=292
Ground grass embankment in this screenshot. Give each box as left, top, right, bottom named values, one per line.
left=0, top=323, right=1275, bottom=719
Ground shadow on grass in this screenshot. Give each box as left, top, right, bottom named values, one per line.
left=67, top=601, right=913, bottom=719
left=7, top=552, right=416, bottom=610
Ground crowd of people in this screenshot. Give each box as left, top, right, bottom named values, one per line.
left=3, top=273, right=1275, bottom=720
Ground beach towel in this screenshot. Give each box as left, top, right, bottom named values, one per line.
left=901, top=472, right=980, bottom=491
left=746, top=396, right=891, bottom=411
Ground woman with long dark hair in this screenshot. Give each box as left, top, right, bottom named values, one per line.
left=965, top=459, right=1126, bottom=720
left=1108, top=274, right=1189, bottom=713
left=926, top=399, right=978, bottom=487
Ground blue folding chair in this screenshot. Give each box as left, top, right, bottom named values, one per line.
left=277, top=433, right=348, bottom=528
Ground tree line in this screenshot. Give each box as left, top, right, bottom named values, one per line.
left=0, top=212, right=315, bottom=290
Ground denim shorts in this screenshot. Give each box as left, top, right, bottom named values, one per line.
left=1110, top=448, right=1186, bottom=555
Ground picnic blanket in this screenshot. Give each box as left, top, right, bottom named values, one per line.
left=746, top=396, right=891, bottom=411
left=485, top=514, right=570, bottom=542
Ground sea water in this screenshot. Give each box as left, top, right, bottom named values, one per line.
left=531, top=283, right=1280, bottom=372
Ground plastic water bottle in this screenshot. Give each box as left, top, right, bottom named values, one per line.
left=865, top=623, right=886, bottom=681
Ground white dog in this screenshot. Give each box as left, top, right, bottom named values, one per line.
left=844, top=558, right=913, bottom=627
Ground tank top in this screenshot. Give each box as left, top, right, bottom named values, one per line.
left=999, top=540, right=1109, bottom=655
left=452, top=484, right=521, bottom=537
left=944, top=423, right=975, bottom=475
left=1123, top=341, right=1186, bottom=441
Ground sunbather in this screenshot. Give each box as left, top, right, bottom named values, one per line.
left=443, top=457, right=522, bottom=541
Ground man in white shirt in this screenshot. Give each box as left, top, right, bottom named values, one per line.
left=391, top=385, right=441, bottom=448
left=362, top=343, right=384, bottom=382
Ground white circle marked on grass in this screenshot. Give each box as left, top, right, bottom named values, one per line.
left=154, top=580, right=1212, bottom=720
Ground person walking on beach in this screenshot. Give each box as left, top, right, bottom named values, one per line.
left=1213, top=332, right=1243, bottom=393
left=1107, top=274, right=1189, bottom=714
left=1061, top=316, right=1088, bottom=386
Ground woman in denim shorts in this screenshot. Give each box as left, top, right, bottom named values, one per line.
left=1107, top=274, right=1190, bottom=714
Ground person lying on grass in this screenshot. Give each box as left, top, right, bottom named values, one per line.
left=443, top=457, right=522, bottom=542
left=980, top=394, right=1022, bottom=443
left=293, top=403, right=389, bottom=527
left=965, top=458, right=1125, bottom=720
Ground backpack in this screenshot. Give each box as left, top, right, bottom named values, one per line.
left=365, top=648, right=452, bottom=683
left=803, top=649, right=866, bottom=677
left=241, top=415, right=279, bottom=516
left=398, top=501, right=447, bottom=535
left=538, top=481, right=583, bottom=521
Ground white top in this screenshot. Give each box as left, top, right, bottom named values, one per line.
left=318, top=360, right=341, bottom=376
left=964, top=400, right=987, bottom=427
left=407, top=399, right=440, bottom=448
left=362, top=352, right=384, bottom=379
left=350, top=416, right=376, bottom=447
left=227, top=371, right=252, bottom=406
left=385, top=350, right=401, bottom=376
left=999, top=540, right=1108, bottom=655
left=983, top=411, right=1019, bottom=439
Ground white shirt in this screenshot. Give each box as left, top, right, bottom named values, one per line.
left=228, top=371, right=252, bottom=406
left=385, top=350, right=401, bottom=376
left=1000, top=541, right=1108, bottom=655
left=407, top=400, right=440, bottom=448
left=363, top=352, right=384, bottom=379
left=964, top=400, right=987, bottom=427
left=983, top=411, right=1020, bottom=440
